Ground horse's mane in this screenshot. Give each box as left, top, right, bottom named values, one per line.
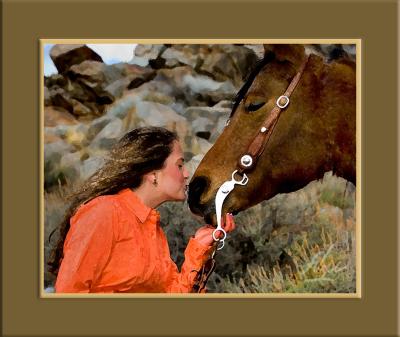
left=230, top=51, right=275, bottom=118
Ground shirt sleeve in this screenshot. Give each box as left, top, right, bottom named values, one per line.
left=164, top=237, right=214, bottom=293
left=55, top=198, right=116, bottom=293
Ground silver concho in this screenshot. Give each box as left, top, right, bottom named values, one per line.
left=240, top=155, right=253, bottom=167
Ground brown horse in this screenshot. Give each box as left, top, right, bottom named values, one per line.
left=188, top=44, right=356, bottom=225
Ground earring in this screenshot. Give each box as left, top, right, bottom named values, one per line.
left=153, top=177, right=158, bottom=187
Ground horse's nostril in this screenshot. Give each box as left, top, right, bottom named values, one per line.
left=188, top=176, right=209, bottom=214
left=189, top=176, right=208, bottom=196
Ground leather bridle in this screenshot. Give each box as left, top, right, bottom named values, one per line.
left=237, top=54, right=310, bottom=174
left=192, top=54, right=310, bottom=293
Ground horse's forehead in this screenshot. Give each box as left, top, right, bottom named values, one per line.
left=247, top=65, right=285, bottom=96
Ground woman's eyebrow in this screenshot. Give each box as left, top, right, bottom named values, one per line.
left=176, top=157, right=185, bottom=163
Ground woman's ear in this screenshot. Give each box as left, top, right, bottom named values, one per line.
left=143, top=171, right=158, bottom=186
left=152, top=172, right=158, bottom=187
left=263, top=44, right=306, bottom=67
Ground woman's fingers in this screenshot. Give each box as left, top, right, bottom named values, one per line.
left=195, top=213, right=235, bottom=246
left=221, top=213, right=235, bottom=233
left=213, top=228, right=224, bottom=239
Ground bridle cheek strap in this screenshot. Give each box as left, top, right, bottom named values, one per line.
left=238, top=55, right=310, bottom=172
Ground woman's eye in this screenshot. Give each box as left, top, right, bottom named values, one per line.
left=246, top=101, right=266, bottom=112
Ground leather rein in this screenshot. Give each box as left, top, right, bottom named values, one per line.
left=192, top=55, right=310, bottom=293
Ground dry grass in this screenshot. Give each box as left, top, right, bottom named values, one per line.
left=213, top=173, right=356, bottom=293
left=220, top=207, right=356, bottom=293
left=43, top=172, right=356, bottom=293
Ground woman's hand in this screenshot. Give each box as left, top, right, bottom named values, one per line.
left=194, top=213, right=236, bottom=247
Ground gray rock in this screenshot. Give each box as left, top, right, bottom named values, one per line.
left=91, top=118, right=123, bottom=150
left=134, top=101, right=189, bottom=141
left=80, top=155, right=106, bottom=180
left=44, top=140, right=75, bottom=187
left=44, top=140, right=74, bottom=167
left=130, top=44, right=165, bottom=67
left=184, top=105, right=230, bottom=143
left=104, top=77, right=131, bottom=99
left=106, top=91, right=142, bottom=120
left=182, top=72, right=237, bottom=97
left=154, top=66, right=237, bottom=106
left=86, top=115, right=113, bottom=142
left=191, top=117, right=213, bottom=134
left=60, top=151, right=82, bottom=170
left=162, top=46, right=199, bottom=68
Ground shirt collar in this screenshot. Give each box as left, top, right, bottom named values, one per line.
left=118, top=188, right=159, bottom=224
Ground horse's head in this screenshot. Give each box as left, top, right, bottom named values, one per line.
left=188, top=44, right=356, bottom=224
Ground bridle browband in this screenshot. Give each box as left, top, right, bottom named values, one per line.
left=237, top=54, right=310, bottom=173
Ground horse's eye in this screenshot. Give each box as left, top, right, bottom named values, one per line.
left=246, top=101, right=266, bottom=112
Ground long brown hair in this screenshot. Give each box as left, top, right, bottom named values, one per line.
left=47, top=126, right=178, bottom=275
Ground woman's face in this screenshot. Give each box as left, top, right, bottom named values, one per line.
left=157, top=141, right=189, bottom=202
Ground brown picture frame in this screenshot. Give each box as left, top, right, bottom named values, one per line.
left=2, top=1, right=398, bottom=336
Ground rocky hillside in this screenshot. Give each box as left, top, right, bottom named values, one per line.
left=44, top=43, right=356, bottom=191
left=44, top=43, right=264, bottom=190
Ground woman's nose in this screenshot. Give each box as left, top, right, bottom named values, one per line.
left=183, top=166, right=189, bottom=179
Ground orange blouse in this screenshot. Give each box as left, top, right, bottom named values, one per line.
left=55, top=188, right=213, bottom=293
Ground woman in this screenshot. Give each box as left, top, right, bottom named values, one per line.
left=48, top=126, right=235, bottom=293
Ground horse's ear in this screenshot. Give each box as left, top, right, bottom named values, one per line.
left=263, top=44, right=306, bottom=67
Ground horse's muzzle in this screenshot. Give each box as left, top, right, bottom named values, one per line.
left=189, top=175, right=242, bottom=225
left=188, top=175, right=210, bottom=216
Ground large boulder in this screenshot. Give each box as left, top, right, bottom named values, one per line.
left=50, top=44, right=103, bottom=74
